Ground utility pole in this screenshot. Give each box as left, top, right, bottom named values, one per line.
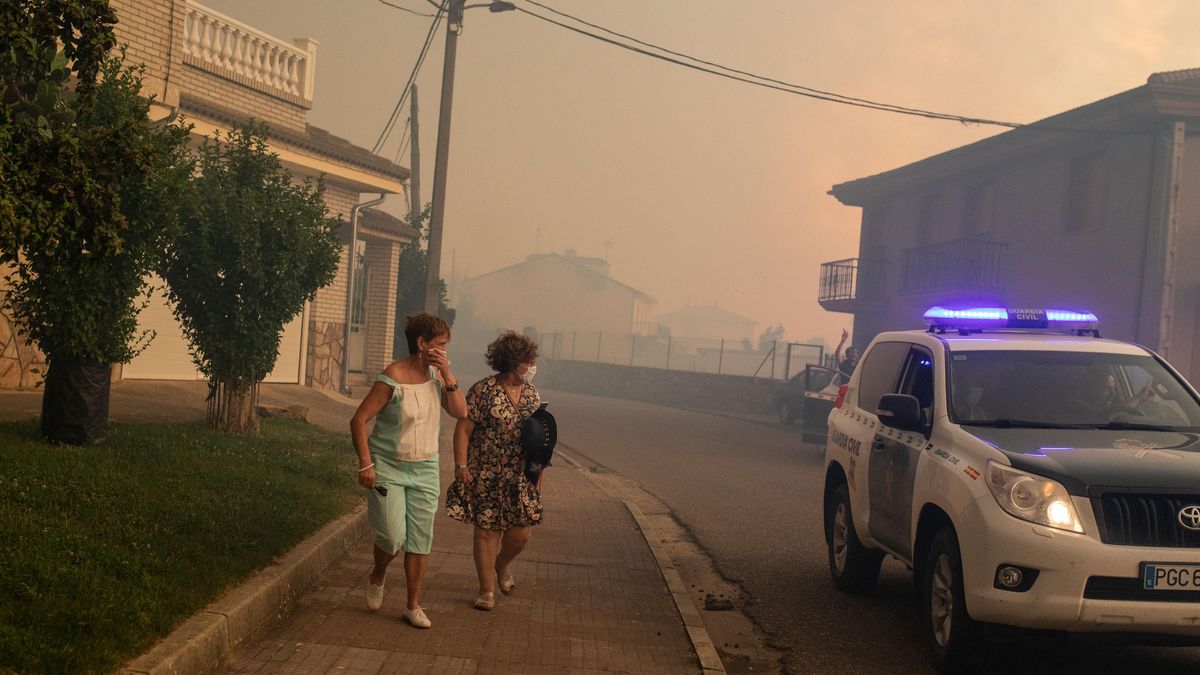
left=408, top=85, right=421, bottom=222
left=423, top=0, right=464, bottom=314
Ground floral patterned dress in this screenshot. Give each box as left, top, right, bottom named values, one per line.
left=445, top=376, right=543, bottom=530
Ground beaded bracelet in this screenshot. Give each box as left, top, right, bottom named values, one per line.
left=358, top=462, right=375, bottom=473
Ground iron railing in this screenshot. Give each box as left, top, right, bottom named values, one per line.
left=819, top=258, right=882, bottom=303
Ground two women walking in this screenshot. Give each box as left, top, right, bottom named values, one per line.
left=351, top=317, right=545, bottom=627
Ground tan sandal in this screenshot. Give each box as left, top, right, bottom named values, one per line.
left=473, top=591, right=495, bottom=611
left=497, top=570, right=516, bottom=596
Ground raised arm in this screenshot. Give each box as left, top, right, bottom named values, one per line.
left=427, top=348, right=468, bottom=419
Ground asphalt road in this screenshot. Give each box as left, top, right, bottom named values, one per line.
left=544, top=389, right=1200, bottom=675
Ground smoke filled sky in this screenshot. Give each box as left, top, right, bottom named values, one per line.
left=201, top=0, right=1200, bottom=345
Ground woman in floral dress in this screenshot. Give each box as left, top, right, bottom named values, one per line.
left=445, top=332, right=543, bottom=610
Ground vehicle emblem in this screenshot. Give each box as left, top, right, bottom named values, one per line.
left=1179, top=505, right=1200, bottom=532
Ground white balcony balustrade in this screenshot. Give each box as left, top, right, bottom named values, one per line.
left=182, top=0, right=317, bottom=102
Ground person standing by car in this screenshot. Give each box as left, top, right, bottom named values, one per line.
left=350, top=313, right=467, bottom=629
left=445, top=332, right=545, bottom=611
left=834, top=328, right=860, bottom=378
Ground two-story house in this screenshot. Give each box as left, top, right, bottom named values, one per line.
left=0, top=0, right=415, bottom=393
left=456, top=252, right=656, bottom=353
left=821, top=68, right=1200, bottom=380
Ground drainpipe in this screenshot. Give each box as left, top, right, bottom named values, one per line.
left=342, top=194, right=387, bottom=395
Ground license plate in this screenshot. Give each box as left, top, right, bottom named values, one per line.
left=1142, top=563, right=1200, bottom=591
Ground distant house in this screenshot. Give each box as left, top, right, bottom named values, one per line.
left=821, top=67, right=1200, bottom=380
left=0, top=0, right=414, bottom=392
left=656, top=304, right=756, bottom=343
left=457, top=252, right=656, bottom=348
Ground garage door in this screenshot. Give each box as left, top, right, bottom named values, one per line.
left=122, top=280, right=202, bottom=381
left=125, top=277, right=307, bottom=384
left=264, top=310, right=307, bottom=384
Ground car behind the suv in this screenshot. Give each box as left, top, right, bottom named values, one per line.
left=773, top=364, right=843, bottom=444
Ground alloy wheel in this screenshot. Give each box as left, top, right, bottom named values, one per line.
left=832, top=501, right=849, bottom=572
left=930, top=553, right=954, bottom=647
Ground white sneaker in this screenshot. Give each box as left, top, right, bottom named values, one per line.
left=402, top=606, right=432, bottom=629
left=365, top=578, right=385, bottom=611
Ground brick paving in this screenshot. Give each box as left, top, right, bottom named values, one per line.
left=220, top=422, right=701, bottom=675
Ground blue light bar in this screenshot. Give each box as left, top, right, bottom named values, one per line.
left=924, top=306, right=1099, bottom=333
left=1045, top=310, right=1098, bottom=324
left=924, top=307, right=1008, bottom=322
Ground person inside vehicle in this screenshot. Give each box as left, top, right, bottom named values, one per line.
left=1080, top=368, right=1152, bottom=417
left=834, top=329, right=860, bottom=378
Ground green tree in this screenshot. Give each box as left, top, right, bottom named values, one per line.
left=161, top=123, right=340, bottom=433
left=758, top=323, right=786, bottom=352
left=0, top=0, right=192, bottom=444
left=392, top=203, right=455, bottom=359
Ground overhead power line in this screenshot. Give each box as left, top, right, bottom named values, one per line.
left=372, top=2, right=446, bottom=155
left=375, top=0, right=435, bottom=18
left=517, top=1, right=1025, bottom=129
left=394, top=116, right=413, bottom=165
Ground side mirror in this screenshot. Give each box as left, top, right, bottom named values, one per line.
left=877, top=394, right=925, bottom=432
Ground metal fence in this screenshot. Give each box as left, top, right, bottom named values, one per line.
left=541, top=332, right=833, bottom=380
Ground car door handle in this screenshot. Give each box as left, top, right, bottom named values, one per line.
left=871, top=439, right=887, bottom=452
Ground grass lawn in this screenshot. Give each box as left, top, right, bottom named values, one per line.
left=0, top=417, right=359, bottom=674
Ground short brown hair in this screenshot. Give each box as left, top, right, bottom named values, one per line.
left=404, top=313, right=451, bottom=355
left=485, top=331, right=538, bottom=373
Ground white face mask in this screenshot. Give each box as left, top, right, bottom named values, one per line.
left=520, top=365, right=537, bottom=384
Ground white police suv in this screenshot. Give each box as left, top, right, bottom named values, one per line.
left=822, top=307, right=1200, bottom=671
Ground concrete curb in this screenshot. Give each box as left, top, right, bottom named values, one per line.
left=120, top=504, right=369, bottom=675
left=557, top=451, right=727, bottom=675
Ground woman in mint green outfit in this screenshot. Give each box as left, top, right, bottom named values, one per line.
left=350, top=313, right=467, bottom=629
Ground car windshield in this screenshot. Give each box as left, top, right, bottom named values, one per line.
left=948, top=350, right=1200, bottom=430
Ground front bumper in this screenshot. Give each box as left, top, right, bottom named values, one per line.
left=960, top=496, right=1200, bottom=635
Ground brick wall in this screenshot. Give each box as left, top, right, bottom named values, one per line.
left=312, top=246, right=350, bottom=325
left=110, top=0, right=177, bottom=101
left=323, top=184, right=358, bottom=224
left=175, top=65, right=307, bottom=131
left=363, top=237, right=400, bottom=371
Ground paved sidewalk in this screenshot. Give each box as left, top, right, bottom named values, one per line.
left=220, top=434, right=700, bottom=674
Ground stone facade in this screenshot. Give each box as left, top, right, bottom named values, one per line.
left=0, top=307, right=45, bottom=391
left=306, top=320, right=346, bottom=392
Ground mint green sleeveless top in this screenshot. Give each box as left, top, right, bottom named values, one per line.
left=367, top=367, right=442, bottom=463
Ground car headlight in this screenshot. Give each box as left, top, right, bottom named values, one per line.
left=985, top=460, right=1083, bottom=533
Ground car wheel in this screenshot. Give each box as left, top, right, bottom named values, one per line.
left=778, top=401, right=795, bottom=425
left=826, top=482, right=883, bottom=593
left=923, top=525, right=979, bottom=673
